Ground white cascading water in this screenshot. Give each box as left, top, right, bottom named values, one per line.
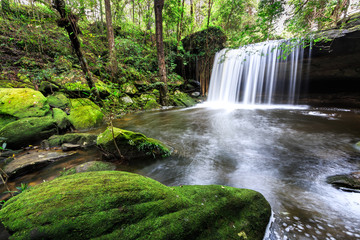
left=207, top=40, right=306, bottom=105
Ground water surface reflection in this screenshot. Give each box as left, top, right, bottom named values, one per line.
left=114, top=106, right=360, bottom=239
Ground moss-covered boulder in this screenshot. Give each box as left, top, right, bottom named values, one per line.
left=0, top=171, right=271, bottom=240
left=0, top=88, right=50, bottom=119
left=61, top=161, right=117, bottom=176
left=0, top=116, right=58, bottom=149
left=0, top=114, right=17, bottom=130
left=67, top=98, right=104, bottom=130
left=47, top=133, right=98, bottom=148
left=97, top=127, right=170, bottom=160
left=121, top=83, right=138, bottom=95
left=171, top=90, right=196, bottom=107
left=140, top=94, right=161, bottom=110
left=47, top=92, right=70, bottom=110
left=52, top=108, right=71, bottom=130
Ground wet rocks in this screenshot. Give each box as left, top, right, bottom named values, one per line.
left=61, top=161, right=117, bottom=176
left=46, top=133, right=98, bottom=148
left=0, top=171, right=271, bottom=240
left=61, top=143, right=81, bottom=152
left=326, top=172, right=360, bottom=192
left=4, top=150, right=76, bottom=178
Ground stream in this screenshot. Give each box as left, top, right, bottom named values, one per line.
left=3, top=105, right=360, bottom=239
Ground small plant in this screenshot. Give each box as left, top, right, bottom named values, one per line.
left=4, top=183, right=31, bottom=196
left=0, top=137, right=7, bottom=151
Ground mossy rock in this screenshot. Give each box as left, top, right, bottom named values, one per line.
left=144, top=99, right=161, bottom=110
left=139, top=94, right=161, bottom=110
left=47, top=133, right=98, bottom=147
left=0, top=114, right=17, bottom=130
left=326, top=172, right=360, bottom=192
left=171, top=90, right=196, bottom=107
left=0, top=116, right=58, bottom=149
left=121, top=83, right=138, bottom=95
left=0, top=171, right=271, bottom=240
left=47, top=92, right=70, bottom=110
left=61, top=161, right=116, bottom=176
left=97, top=127, right=171, bottom=161
left=0, top=88, right=50, bottom=119
left=139, top=93, right=156, bottom=102
left=67, top=98, right=104, bottom=130
left=52, top=108, right=71, bottom=130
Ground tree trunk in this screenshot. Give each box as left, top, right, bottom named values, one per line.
left=52, top=0, right=99, bottom=98
left=207, top=0, right=212, bottom=28
left=104, top=0, right=117, bottom=79
left=99, top=0, right=104, bottom=34
left=154, top=0, right=169, bottom=106
left=132, top=0, right=135, bottom=24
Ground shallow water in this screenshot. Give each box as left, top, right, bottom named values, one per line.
left=2, top=105, right=360, bottom=239
left=113, top=105, right=360, bottom=240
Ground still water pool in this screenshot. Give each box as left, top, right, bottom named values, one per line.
left=113, top=105, right=360, bottom=240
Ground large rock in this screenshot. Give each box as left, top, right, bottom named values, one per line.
left=0, top=114, right=16, bottom=130
left=60, top=161, right=117, bottom=176
left=97, top=127, right=171, bottom=161
left=52, top=108, right=71, bottom=130
left=46, top=133, right=98, bottom=148
left=296, top=13, right=360, bottom=106
left=67, top=98, right=104, bottom=130
left=46, top=92, right=70, bottom=110
left=171, top=90, right=196, bottom=107
left=0, top=88, right=50, bottom=119
left=326, top=172, right=360, bottom=192
left=0, top=116, right=58, bottom=149
left=4, top=150, right=75, bottom=178
left=0, top=171, right=271, bottom=240
left=140, top=94, right=161, bottom=110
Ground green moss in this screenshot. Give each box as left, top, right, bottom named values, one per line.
left=61, top=161, right=116, bottom=176
left=171, top=90, right=196, bottom=107
left=97, top=127, right=171, bottom=160
left=0, top=116, right=57, bottom=149
left=121, top=83, right=138, bottom=95
left=144, top=99, right=161, bottom=110
left=0, top=114, right=17, bottom=130
left=48, top=133, right=98, bottom=147
left=0, top=171, right=271, bottom=240
left=47, top=92, right=70, bottom=110
left=67, top=98, right=104, bottom=130
left=52, top=108, right=71, bottom=130
left=0, top=88, right=50, bottom=118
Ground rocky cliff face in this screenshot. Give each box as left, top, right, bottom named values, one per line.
left=299, top=13, right=360, bottom=107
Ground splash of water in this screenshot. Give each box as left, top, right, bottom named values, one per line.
left=208, top=40, right=307, bottom=105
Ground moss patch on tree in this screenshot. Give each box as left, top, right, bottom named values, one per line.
left=0, top=171, right=271, bottom=240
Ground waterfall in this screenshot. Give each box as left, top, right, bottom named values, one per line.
left=207, top=40, right=306, bottom=105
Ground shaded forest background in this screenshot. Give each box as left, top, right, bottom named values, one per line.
left=0, top=0, right=359, bottom=113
